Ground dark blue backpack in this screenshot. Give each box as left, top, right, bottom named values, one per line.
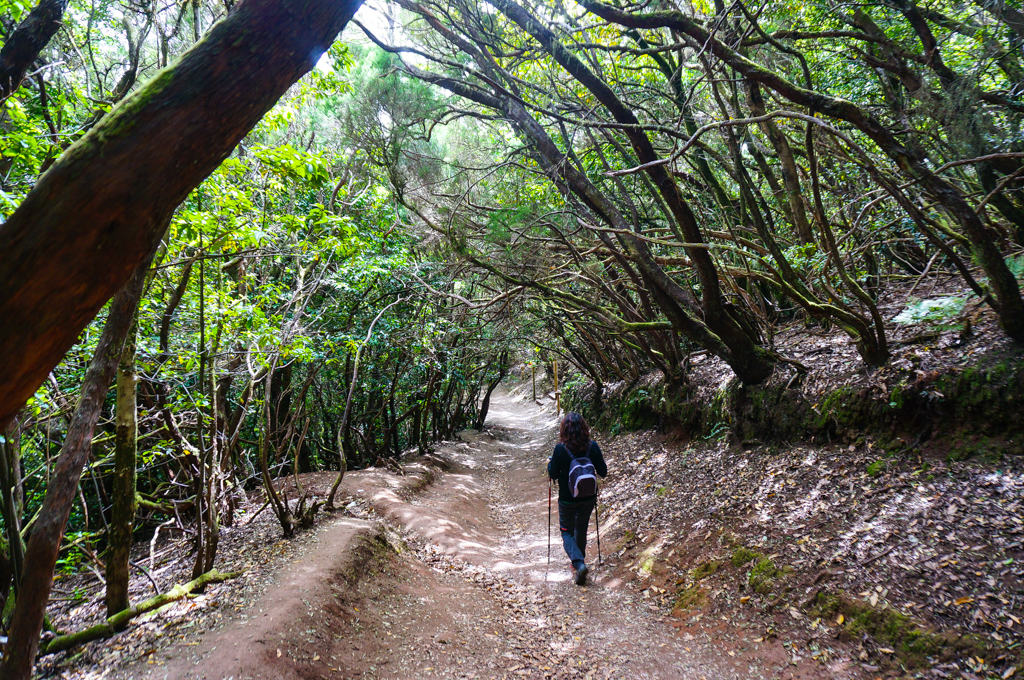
left=566, top=444, right=598, bottom=498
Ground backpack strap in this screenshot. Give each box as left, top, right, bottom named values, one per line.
left=559, top=441, right=595, bottom=460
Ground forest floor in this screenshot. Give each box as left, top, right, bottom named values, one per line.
left=39, top=383, right=1022, bottom=679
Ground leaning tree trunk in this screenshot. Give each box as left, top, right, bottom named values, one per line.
left=259, top=367, right=295, bottom=538
left=0, top=0, right=365, bottom=431
left=475, top=351, right=509, bottom=430
left=0, top=260, right=150, bottom=680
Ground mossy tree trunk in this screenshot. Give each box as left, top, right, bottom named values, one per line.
left=105, top=311, right=138, bottom=617
left=0, top=0, right=365, bottom=431
left=41, top=569, right=239, bottom=656
left=0, top=415, right=26, bottom=615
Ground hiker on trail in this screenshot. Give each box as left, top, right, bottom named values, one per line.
left=548, top=411, right=607, bottom=586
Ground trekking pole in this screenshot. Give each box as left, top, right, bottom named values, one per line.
left=546, top=480, right=552, bottom=582
left=595, top=493, right=602, bottom=566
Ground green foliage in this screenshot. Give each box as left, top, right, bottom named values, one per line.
left=673, top=585, right=707, bottom=612
left=866, top=459, right=886, bottom=477
left=6, top=0, right=1024, bottom=634
left=730, top=546, right=759, bottom=568
left=702, top=421, right=730, bottom=442
left=4, top=34, right=521, bottom=560
left=691, top=559, right=722, bottom=580
left=560, top=374, right=594, bottom=412
left=747, top=556, right=783, bottom=594
left=893, top=296, right=968, bottom=329
left=0, top=0, right=32, bottom=22
left=615, top=388, right=657, bottom=432
left=782, top=242, right=825, bottom=276
left=1008, top=253, right=1024, bottom=281
left=809, top=591, right=988, bottom=669
left=55, top=532, right=92, bottom=575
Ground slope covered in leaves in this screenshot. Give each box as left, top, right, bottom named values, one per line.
left=581, top=303, right=1024, bottom=679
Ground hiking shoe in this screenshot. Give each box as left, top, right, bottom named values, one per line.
left=575, top=563, right=589, bottom=586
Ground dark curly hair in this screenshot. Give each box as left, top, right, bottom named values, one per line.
left=559, top=411, right=591, bottom=455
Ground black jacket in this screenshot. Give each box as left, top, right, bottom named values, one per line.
left=548, top=441, right=607, bottom=503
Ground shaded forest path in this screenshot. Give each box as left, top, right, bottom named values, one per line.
left=334, top=391, right=758, bottom=680
left=137, top=392, right=774, bottom=680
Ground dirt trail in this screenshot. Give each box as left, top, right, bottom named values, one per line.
left=322, top=392, right=763, bottom=680
left=132, top=392, right=773, bottom=679
left=313, top=393, right=770, bottom=680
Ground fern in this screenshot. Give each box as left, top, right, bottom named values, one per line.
left=893, top=296, right=967, bottom=330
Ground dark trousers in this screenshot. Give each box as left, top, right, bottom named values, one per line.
left=558, top=497, right=595, bottom=569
